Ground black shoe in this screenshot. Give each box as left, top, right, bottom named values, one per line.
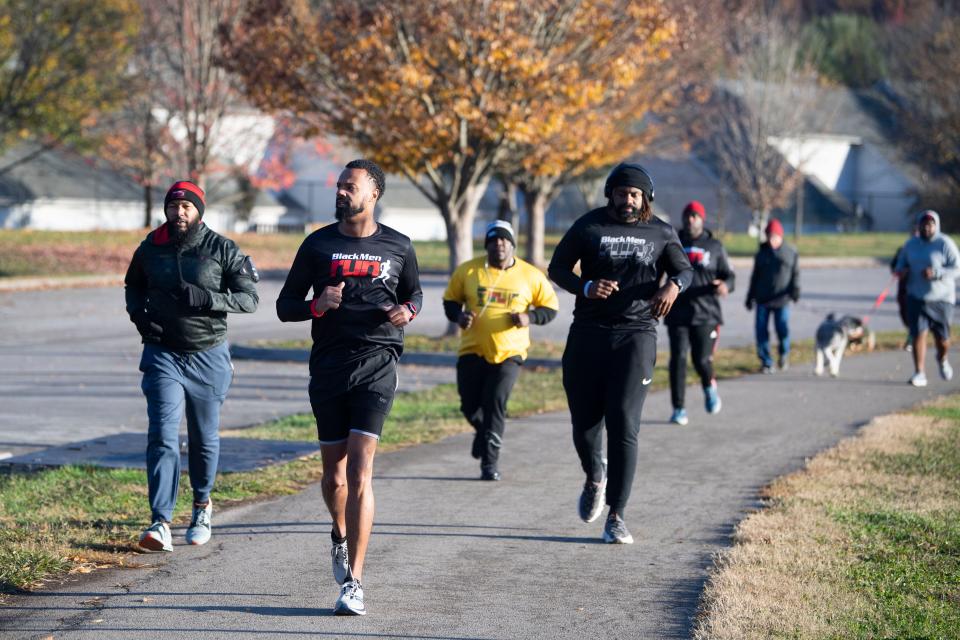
left=480, top=467, right=501, bottom=481
left=471, top=431, right=483, bottom=459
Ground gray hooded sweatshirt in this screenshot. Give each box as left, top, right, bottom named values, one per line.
left=895, top=211, right=960, bottom=303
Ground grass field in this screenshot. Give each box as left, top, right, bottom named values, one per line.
left=0, top=330, right=912, bottom=597
left=694, top=394, right=960, bottom=639
left=0, top=229, right=906, bottom=278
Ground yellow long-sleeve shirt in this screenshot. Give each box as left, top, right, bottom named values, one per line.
left=443, top=256, right=559, bottom=364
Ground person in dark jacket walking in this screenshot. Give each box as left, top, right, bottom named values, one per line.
left=665, top=201, right=735, bottom=425
left=745, top=218, right=800, bottom=373
left=276, top=159, right=422, bottom=616
left=548, top=162, right=692, bottom=545
left=125, top=180, right=260, bottom=553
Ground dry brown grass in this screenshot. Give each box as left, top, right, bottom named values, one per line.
left=693, top=397, right=960, bottom=639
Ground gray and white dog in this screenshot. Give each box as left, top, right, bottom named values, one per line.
left=814, top=313, right=875, bottom=377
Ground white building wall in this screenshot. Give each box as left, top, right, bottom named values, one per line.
left=378, top=207, right=446, bottom=241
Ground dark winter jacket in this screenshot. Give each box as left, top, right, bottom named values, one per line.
left=124, top=222, right=259, bottom=353
left=746, top=241, right=800, bottom=309
left=665, top=228, right=735, bottom=327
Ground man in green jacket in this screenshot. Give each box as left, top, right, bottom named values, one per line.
left=125, top=181, right=259, bottom=552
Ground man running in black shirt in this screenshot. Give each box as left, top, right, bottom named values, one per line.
left=548, top=162, right=692, bottom=544
left=665, top=201, right=735, bottom=425
left=277, top=159, right=422, bottom=616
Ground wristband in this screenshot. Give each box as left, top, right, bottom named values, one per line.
left=309, top=298, right=325, bottom=318
left=583, top=280, right=593, bottom=297
left=403, top=302, right=418, bottom=320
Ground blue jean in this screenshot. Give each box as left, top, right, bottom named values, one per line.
left=140, top=342, right=233, bottom=523
left=755, top=304, right=790, bottom=367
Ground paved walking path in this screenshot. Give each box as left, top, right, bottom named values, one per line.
left=1, top=349, right=955, bottom=639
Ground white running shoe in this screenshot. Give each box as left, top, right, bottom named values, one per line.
left=331, top=534, right=349, bottom=585
left=909, top=372, right=928, bottom=387
left=138, top=521, right=173, bottom=552
left=334, top=579, right=366, bottom=616
left=185, top=501, right=212, bottom=545
left=939, top=359, right=953, bottom=381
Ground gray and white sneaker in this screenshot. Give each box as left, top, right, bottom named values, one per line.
left=909, top=372, right=928, bottom=387
left=331, top=533, right=349, bottom=585
left=185, top=501, right=212, bottom=545
left=939, top=358, right=953, bottom=381
left=578, top=459, right=607, bottom=523
left=603, top=513, right=634, bottom=544
left=138, top=521, right=173, bottom=552
left=334, top=579, right=366, bottom=616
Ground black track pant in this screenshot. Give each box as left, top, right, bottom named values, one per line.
left=562, top=327, right=656, bottom=515
left=456, top=354, right=522, bottom=470
left=667, top=324, right=719, bottom=410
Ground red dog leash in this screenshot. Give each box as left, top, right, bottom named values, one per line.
left=862, top=275, right=898, bottom=325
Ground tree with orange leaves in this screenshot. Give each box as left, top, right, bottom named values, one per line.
left=222, top=0, right=680, bottom=271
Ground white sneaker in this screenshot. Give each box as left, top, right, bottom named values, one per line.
left=331, top=533, right=349, bottom=585
left=909, top=372, right=928, bottom=387
left=138, top=521, right=173, bottom=552
left=334, top=579, right=366, bottom=616
left=185, top=501, right=212, bottom=545
left=939, top=359, right=953, bottom=381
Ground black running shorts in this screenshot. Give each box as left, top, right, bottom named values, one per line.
left=309, top=350, right=398, bottom=443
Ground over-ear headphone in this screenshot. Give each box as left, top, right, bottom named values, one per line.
left=604, top=162, right=655, bottom=202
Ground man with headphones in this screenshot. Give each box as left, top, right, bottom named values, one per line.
left=548, top=162, right=692, bottom=544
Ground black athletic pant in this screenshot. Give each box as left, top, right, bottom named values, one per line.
left=562, top=327, right=656, bottom=515
left=667, top=324, right=719, bottom=410
left=456, top=354, right=522, bottom=471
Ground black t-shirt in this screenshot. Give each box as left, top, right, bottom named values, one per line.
left=548, top=207, right=693, bottom=332
left=276, top=223, right=423, bottom=374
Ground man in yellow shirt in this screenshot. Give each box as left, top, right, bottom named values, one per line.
left=443, top=221, right=560, bottom=480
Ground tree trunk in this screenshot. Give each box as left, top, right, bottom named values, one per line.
left=794, top=182, right=804, bottom=240
left=143, top=184, right=153, bottom=228
left=497, top=179, right=519, bottom=232
left=440, top=178, right=489, bottom=273
left=521, top=186, right=549, bottom=269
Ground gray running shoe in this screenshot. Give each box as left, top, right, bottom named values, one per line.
left=185, top=501, right=212, bottom=546
left=603, top=513, right=634, bottom=544
left=331, top=534, right=349, bottom=585
left=334, top=579, right=366, bottom=616
left=138, top=521, right=173, bottom=552
left=578, top=459, right=607, bottom=523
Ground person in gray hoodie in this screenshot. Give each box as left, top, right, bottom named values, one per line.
left=894, top=210, right=959, bottom=387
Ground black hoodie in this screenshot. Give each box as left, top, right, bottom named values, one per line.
left=665, top=228, right=735, bottom=327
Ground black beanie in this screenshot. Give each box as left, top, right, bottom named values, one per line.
left=604, top=163, right=654, bottom=202
left=165, top=181, right=206, bottom=217
left=485, top=220, right=516, bottom=247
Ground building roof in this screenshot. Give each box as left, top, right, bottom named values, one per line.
left=0, top=143, right=146, bottom=203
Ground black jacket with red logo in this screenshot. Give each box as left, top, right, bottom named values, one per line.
left=276, top=223, right=422, bottom=374
left=665, top=228, right=735, bottom=327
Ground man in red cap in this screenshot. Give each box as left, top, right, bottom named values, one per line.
left=125, top=180, right=259, bottom=552
left=745, top=218, right=800, bottom=373
left=665, top=201, right=735, bottom=425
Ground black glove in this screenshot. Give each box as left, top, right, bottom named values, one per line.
left=180, top=281, right=213, bottom=310
left=131, top=309, right=163, bottom=342
left=745, top=299, right=754, bottom=311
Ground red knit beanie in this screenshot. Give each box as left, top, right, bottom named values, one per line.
left=766, top=218, right=784, bottom=237
left=165, top=181, right=205, bottom=217
left=682, top=200, right=706, bottom=221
